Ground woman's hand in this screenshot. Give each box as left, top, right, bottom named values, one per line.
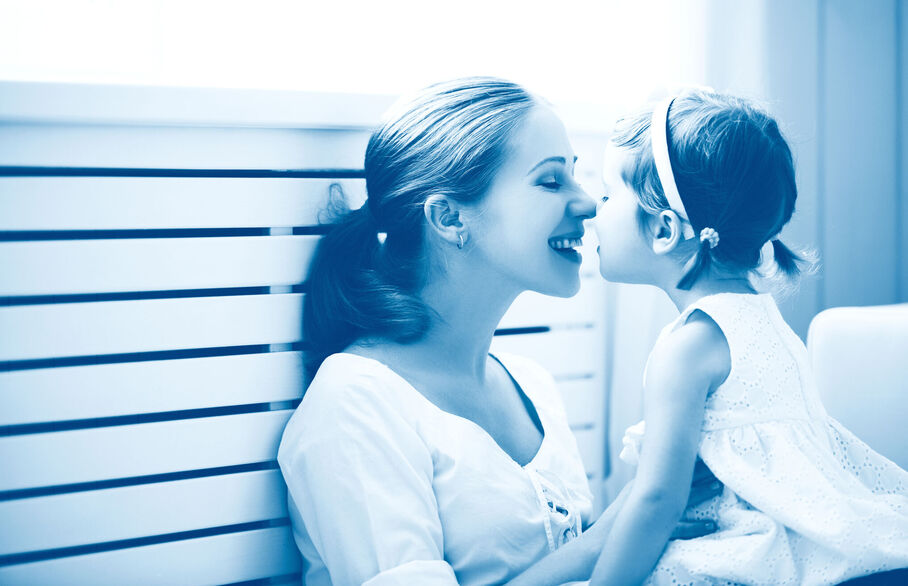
left=670, top=458, right=722, bottom=540
left=506, top=462, right=722, bottom=586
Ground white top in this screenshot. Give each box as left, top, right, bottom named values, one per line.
left=278, top=351, right=594, bottom=586
left=621, top=293, right=908, bottom=585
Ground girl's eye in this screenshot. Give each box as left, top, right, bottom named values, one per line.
left=540, top=180, right=562, bottom=190
left=598, top=195, right=609, bottom=206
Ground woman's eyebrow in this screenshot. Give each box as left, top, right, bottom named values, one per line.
left=526, top=155, right=579, bottom=175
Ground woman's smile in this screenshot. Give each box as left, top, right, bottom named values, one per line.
left=548, top=235, right=584, bottom=263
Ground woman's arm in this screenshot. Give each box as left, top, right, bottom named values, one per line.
left=278, top=380, right=456, bottom=585
left=505, top=482, right=635, bottom=586
left=590, top=313, right=730, bottom=586
left=506, top=468, right=721, bottom=586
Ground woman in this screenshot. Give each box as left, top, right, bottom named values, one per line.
left=278, top=77, right=718, bottom=585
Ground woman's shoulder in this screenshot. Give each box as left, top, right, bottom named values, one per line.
left=493, top=351, right=570, bottom=419
left=280, top=353, right=423, bottom=452
left=493, top=351, right=558, bottom=391
left=304, top=352, right=393, bottom=404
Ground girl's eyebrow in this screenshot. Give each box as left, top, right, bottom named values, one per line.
left=526, top=155, right=579, bottom=175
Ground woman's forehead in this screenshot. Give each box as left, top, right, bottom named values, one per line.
left=507, top=106, right=575, bottom=170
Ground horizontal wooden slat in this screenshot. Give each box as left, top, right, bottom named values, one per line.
left=0, top=81, right=394, bottom=129
left=490, top=328, right=603, bottom=379
left=0, top=352, right=303, bottom=426
left=0, top=469, right=287, bottom=555
left=0, top=294, right=303, bottom=361
left=0, top=526, right=301, bottom=586
left=0, top=236, right=319, bottom=295
left=0, top=177, right=366, bottom=231
left=0, top=410, right=291, bottom=491
left=499, top=277, right=603, bottom=329
left=0, top=124, right=370, bottom=169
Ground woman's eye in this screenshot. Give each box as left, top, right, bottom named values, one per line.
left=598, top=195, right=610, bottom=205
left=540, top=180, right=562, bottom=190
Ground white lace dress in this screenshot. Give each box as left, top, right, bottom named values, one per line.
left=619, top=293, right=908, bottom=585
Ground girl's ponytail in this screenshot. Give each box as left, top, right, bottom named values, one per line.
left=677, top=230, right=717, bottom=290
left=770, top=238, right=804, bottom=278
left=613, top=89, right=814, bottom=290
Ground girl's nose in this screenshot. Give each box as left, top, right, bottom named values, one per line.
left=569, top=189, right=597, bottom=219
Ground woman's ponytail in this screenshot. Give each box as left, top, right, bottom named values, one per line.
left=303, top=77, right=537, bottom=380
left=303, top=204, right=428, bottom=378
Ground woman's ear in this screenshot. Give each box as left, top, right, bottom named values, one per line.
left=652, top=209, right=687, bottom=255
left=424, top=194, right=465, bottom=247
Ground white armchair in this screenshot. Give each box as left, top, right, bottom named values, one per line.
left=807, top=303, right=908, bottom=470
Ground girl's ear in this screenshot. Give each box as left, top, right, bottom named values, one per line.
left=652, top=209, right=687, bottom=255
left=424, top=194, right=465, bottom=247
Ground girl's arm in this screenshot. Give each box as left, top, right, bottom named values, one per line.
left=590, top=311, right=730, bottom=586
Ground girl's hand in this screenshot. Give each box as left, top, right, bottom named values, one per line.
left=670, top=458, right=722, bottom=540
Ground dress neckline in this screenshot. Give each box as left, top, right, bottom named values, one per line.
left=332, top=351, right=548, bottom=469
left=676, top=291, right=772, bottom=321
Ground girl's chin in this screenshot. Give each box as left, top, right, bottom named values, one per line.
left=597, top=265, right=634, bottom=285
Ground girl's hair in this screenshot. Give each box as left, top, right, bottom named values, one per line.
left=611, top=89, right=809, bottom=290
left=304, top=77, right=539, bottom=376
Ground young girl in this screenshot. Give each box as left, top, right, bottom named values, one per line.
left=589, top=89, right=908, bottom=585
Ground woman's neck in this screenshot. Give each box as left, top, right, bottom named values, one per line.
left=351, top=270, right=519, bottom=385
left=416, top=274, right=519, bottom=380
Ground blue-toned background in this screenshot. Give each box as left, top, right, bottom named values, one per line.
left=0, top=1, right=905, bottom=583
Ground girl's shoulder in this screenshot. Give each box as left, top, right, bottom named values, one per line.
left=647, top=307, right=731, bottom=396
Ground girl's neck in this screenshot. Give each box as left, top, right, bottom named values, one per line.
left=661, top=273, right=757, bottom=313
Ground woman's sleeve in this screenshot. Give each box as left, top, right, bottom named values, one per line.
left=278, top=380, right=457, bottom=586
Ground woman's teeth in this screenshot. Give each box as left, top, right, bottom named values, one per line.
left=549, top=237, right=583, bottom=250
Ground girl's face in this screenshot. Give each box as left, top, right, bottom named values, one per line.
left=466, top=105, right=597, bottom=298
left=592, top=143, right=658, bottom=284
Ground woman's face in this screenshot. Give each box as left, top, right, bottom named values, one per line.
left=591, top=143, right=657, bottom=284
left=465, top=105, right=597, bottom=298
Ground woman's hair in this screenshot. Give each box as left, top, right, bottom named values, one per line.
left=611, top=88, right=810, bottom=290
left=304, top=77, right=539, bottom=376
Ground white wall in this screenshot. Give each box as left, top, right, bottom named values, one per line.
left=603, top=0, right=908, bottom=502
left=0, top=0, right=708, bottom=122
left=699, top=0, right=906, bottom=332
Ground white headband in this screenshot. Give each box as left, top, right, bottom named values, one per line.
left=651, top=98, right=695, bottom=240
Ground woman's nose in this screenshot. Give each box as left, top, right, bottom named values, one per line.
left=569, top=188, right=597, bottom=219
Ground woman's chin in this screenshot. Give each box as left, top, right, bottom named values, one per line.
left=537, top=275, right=582, bottom=298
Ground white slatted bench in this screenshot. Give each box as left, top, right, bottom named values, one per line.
left=0, top=81, right=610, bottom=585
